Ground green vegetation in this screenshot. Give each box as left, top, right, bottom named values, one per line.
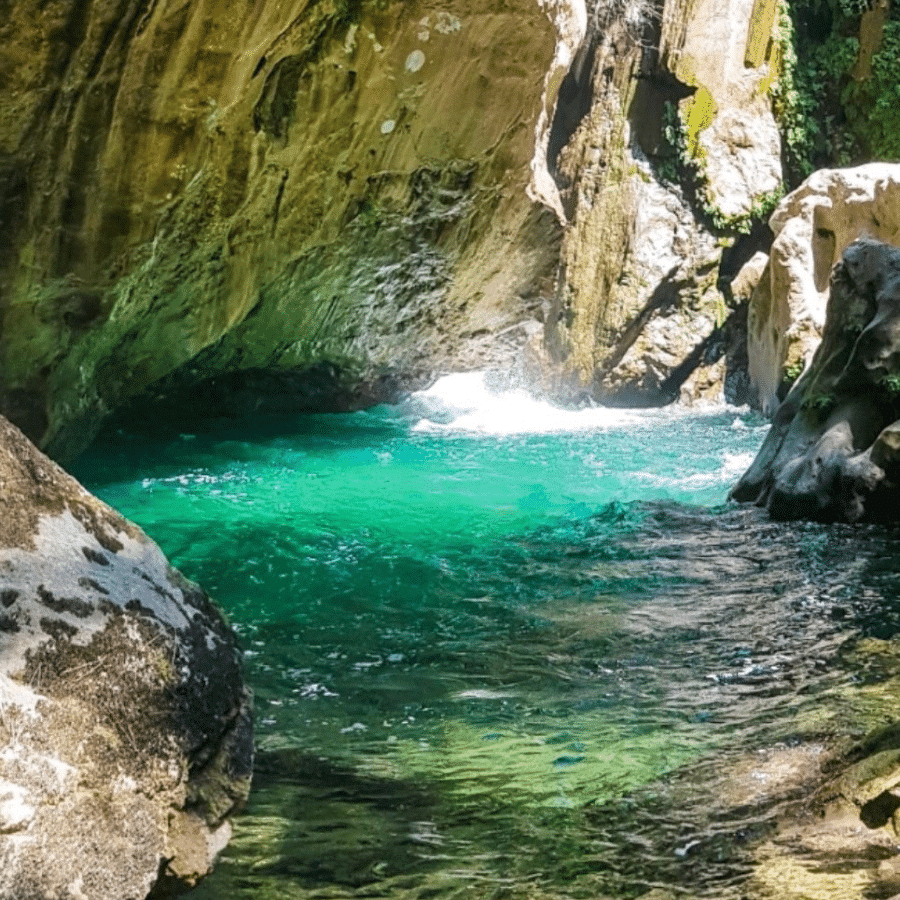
left=659, top=101, right=784, bottom=234
left=783, top=358, right=806, bottom=383
left=773, top=0, right=900, bottom=182
left=702, top=185, right=785, bottom=234
left=801, top=389, right=837, bottom=417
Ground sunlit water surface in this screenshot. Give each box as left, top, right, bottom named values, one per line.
left=73, top=374, right=900, bottom=899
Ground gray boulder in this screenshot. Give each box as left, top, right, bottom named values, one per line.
left=0, top=415, right=252, bottom=898
left=733, top=237, right=900, bottom=522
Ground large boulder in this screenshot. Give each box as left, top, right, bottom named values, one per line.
left=732, top=237, right=900, bottom=523
left=747, top=163, right=900, bottom=414
left=0, top=415, right=252, bottom=898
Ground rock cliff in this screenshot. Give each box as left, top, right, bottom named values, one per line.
left=0, top=0, right=792, bottom=459
left=3, top=0, right=899, bottom=455
left=746, top=163, right=900, bottom=415
left=1, top=0, right=565, bottom=459
left=533, top=0, right=783, bottom=406
left=0, top=415, right=252, bottom=897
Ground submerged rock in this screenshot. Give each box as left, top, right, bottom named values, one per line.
left=0, top=416, right=252, bottom=897
left=732, top=236, right=900, bottom=522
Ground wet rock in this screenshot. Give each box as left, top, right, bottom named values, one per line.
left=0, top=0, right=562, bottom=460
left=0, top=415, right=252, bottom=898
left=732, top=236, right=900, bottom=523
left=747, top=163, right=900, bottom=414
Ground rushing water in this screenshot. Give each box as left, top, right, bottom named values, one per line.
left=73, top=373, right=900, bottom=899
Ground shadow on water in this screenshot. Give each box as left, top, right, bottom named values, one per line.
left=76, top=408, right=409, bottom=489
left=186, top=502, right=900, bottom=900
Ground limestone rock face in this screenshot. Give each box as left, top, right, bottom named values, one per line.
left=733, top=237, right=900, bottom=523
left=0, top=416, right=252, bottom=897
left=0, top=0, right=797, bottom=446
left=0, top=0, right=562, bottom=460
left=664, top=0, right=782, bottom=223
left=538, top=0, right=782, bottom=406
left=0, top=0, right=790, bottom=441
left=747, top=163, right=900, bottom=415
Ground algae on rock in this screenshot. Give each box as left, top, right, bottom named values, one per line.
left=0, top=0, right=562, bottom=459
left=0, top=415, right=252, bottom=897
left=535, top=0, right=783, bottom=407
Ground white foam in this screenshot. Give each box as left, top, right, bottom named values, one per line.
left=637, top=450, right=758, bottom=491
left=408, top=373, right=645, bottom=436
left=406, top=372, right=741, bottom=437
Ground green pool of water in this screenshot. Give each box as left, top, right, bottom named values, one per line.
left=73, top=374, right=900, bottom=899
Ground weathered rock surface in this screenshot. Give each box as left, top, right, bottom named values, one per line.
left=733, top=237, right=900, bottom=522
left=747, top=163, right=900, bottom=415
left=0, top=0, right=791, bottom=455
left=0, top=415, right=252, bottom=898
left=0, top=0, right=565, bottom=460
left=664, top=0, right=782, bottom=224
left=536, top=0, right=782, bottom=406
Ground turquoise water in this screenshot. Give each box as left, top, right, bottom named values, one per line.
left=73, top=374, right=900, bottom=899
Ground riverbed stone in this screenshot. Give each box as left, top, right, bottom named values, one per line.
left=747, top=163, right=900, bottom=414
left=733, top=236, right=900, bottom=522
left=0, top=415, right=252, bottom=898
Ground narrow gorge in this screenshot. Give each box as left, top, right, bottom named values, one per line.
left=3, top=0, right=900, bottom=897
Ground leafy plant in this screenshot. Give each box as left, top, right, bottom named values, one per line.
left=783, top=358, right=806, bottom=383
left=771, top=0, right=900, bottom=179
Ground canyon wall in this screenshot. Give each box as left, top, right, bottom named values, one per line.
left=0, top=0, right=787, bottom=461
left=534, top=0, right=783, bottom=406
left=0, top=0, right=565, bottom=459
left=2, top=0, right=898, bottom=459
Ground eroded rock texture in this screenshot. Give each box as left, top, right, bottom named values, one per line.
left=534, top=0, right=782, bottom=406
left=0, top=415, right=252, bottom=898
left=747, top=163, right=900, bottom=415
left=0, top=0, right=797, bottom=452
left=732, top=237, right=900, bottom=523
left=0, top=0, right=564, bottom=459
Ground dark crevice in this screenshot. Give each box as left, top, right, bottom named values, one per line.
left=860, top=791, right=900, bottom=829
left=657, top=305, right=741, bottom=402
left=271, top=170, right=288, bottom=234
left=84, top=6, right=125, bottom=82
left=102, top=363, right=416, bottom=438
left=546, top=38, right=597, bottom=177
left=717, top=222, right=774, bottom=289
left=62, top=0, right=94, bottom=54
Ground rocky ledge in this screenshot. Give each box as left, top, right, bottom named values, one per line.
left=732, top=237, right=900, bottom=522
left=0, top=415, right=252, bottom=898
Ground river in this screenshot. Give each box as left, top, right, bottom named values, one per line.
left=72, top=373, right=900, bottom=899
